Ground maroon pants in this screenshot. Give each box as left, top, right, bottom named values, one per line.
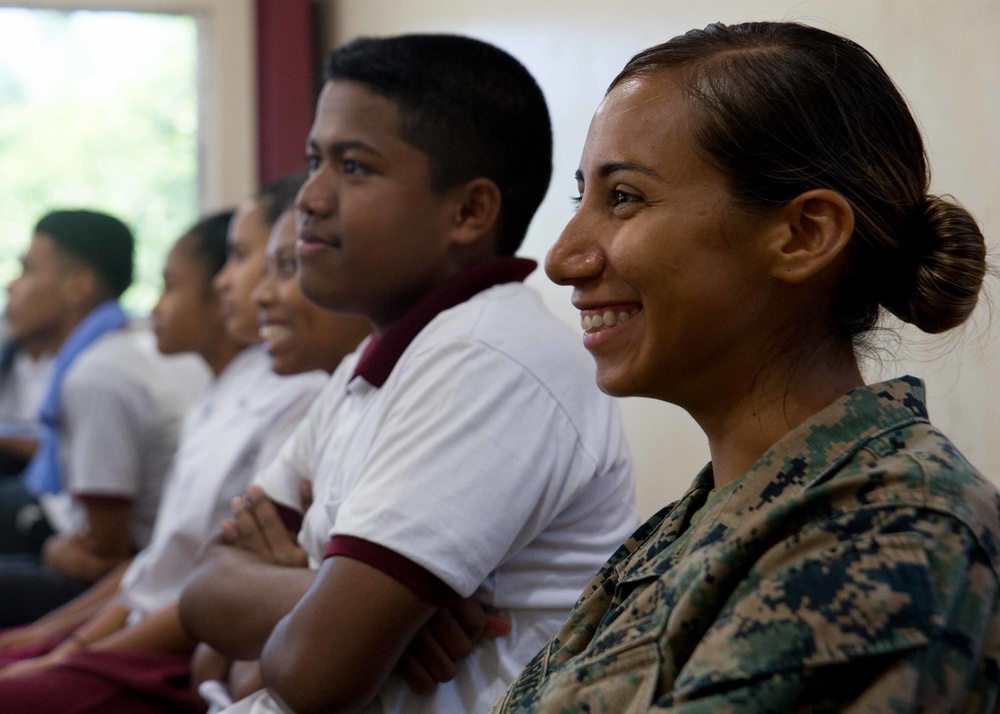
left=0, top=638, right=205, bottom=714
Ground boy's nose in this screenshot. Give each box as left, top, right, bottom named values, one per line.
left=296, top=169, right=336, bottom=218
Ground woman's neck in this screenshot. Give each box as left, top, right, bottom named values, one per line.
left=691, top=349, right=864, bottom=490
left=202, top=338, right=247, bottom=377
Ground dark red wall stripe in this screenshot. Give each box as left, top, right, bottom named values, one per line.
left=256, top=0, right=316, bottom=185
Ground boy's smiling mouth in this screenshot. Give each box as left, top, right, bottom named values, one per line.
left=299, top=228, right=341, bottom=249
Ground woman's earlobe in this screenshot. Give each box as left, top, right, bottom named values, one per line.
left=769, top=189, right=854, bottom=284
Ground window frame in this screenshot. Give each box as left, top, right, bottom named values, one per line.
left=0, top=0, right=258, bottom=212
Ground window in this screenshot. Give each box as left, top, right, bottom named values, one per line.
left=0, top=0, right=256, bottom=314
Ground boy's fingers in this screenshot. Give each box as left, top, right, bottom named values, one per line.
left=397, top=653, right=436, bottom=694
left=450, top=596, right=490, bottom=639
left=428, top=609, right=475, bottom=661
left=409, top=626, right=458, bottom=684
left=299, top=481, right=313, bottom=512
left=249, top=497, right=293, bottom=553
left=232, top=497, right=271, bottom=557
left=220, top=519, right=239, bottom=544
left=241, top=490, right=308, bottom=567
left=482, top=614, right=512, bottom=639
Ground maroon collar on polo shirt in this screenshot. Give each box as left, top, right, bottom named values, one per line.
left=352, top=256, right=537, bottom=388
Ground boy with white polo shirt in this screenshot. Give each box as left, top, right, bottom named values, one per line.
left=0, top=209, right=209, bottom=626
left=180, top=34, right=638, bottom=714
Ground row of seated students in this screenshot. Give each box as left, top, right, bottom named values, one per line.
left=0, top=23, right=998, bottom=714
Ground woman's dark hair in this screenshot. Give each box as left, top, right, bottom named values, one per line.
left=256, top=171, right=307, bottom=227
left=611, top=21, right=987, bottom=339
left=185, top=209, right=234, bottom=279
left=325, top=34, right=553, bottom=256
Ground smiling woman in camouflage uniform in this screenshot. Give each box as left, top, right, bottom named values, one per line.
left=491, top=21, right=999, bottom=713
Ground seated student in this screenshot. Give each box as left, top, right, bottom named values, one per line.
left=0, top=333, right=53, bottom=476
left=0, top=210, right=210, bottom=625
left=179, top=34, right=638, bottom=714
left=0, top=184, right=366, bottom=713
left=0, top=211, right=238, bottom=658
left=191, top=205, right=372, bottom=713
left=489, top=22, right=1000, bottom=713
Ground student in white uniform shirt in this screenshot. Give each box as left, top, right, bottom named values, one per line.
left=0, top=209, right=210, bottom=625
left=179, top=34, right=638, bottom=714
left=0, top=183, right=368, bottom=713
left=0, top=336, right=53, bottom=475
left=190, top=206, right=373, bottom=713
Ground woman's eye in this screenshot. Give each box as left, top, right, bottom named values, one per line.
left=613, top=190, right=636, bottom=206
left=570, top=194, right=582, bottom=208
left=306, top=154, right=320, bottom=172
left=278, top=260, right=297, bottom=276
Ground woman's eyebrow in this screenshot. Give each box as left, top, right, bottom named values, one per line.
left=574, top=161, right=664, bottom=183
left=597, top=160, right=663, bottom=179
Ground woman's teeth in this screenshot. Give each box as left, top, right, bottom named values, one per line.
left=581, top=308, right=640, bottom=332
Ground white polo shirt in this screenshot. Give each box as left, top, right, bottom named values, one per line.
left=42, top=323, right=211, bottom=549
left=119, top=347, right=327, bottom=621
left=0, top=347, right=52, bottom=436
left=235, top=258, right=638, bottom=714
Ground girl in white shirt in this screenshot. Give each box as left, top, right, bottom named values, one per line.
left=0, top=180, right=368, bottom=713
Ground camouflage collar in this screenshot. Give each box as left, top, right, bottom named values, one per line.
left=619, top=376, right=931, bottom=584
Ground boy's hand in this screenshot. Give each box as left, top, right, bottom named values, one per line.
left=397, top=597, right=512, bottom=693
left=0, top=624, right=47, bottom=651
left=0, top=632, right=84, bottom=680
left=230, top=658, right=265, bottom=700
left=190, top=642, right=233, bottom=691
left=0, top=651, right=63, bottom=679
left=221, top=486, right=308, bottom=568
left=299, top=480, right=313, bottom=513
left=42, top=533, right=123, bottom=582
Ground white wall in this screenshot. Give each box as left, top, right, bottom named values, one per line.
left=323, top=0, right=1000, bottom=518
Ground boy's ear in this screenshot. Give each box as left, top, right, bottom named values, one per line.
left=766, top=188, right=855, bottom=284
left=447, top=178, right=502, bottom=247
left=60, top=265, right=100, bottom=307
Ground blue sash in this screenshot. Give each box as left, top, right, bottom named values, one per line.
left=23, top=301, right=129, bottom=495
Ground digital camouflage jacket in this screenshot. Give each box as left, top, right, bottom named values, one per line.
left=492, top=377, right=1000, bottom=713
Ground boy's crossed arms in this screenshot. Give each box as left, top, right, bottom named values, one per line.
left=185, top=485, right=510, bottom=711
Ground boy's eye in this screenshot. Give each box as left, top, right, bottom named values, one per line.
left=342, top=159, right=364, bottom=175
left=306, top=154, right=321, bottom=172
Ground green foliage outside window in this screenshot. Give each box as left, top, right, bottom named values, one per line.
left=0, top=8, right=199, bottom=314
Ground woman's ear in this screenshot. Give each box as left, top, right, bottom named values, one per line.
left=767, top=189, right=854, bottom=284
left=447, top=178, right=503, bottom=247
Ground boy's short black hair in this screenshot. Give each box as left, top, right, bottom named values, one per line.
left=34, top=209, right=134, bottom=298
left=326, top=34, right=553, bottom=256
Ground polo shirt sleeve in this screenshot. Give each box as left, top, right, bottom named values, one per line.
left=327, top=337, right=601, bottom=599
left=60, top=367, right=149, bottom=499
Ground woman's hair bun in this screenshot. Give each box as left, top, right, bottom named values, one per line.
left=881, top=195, right=987, bottom=334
